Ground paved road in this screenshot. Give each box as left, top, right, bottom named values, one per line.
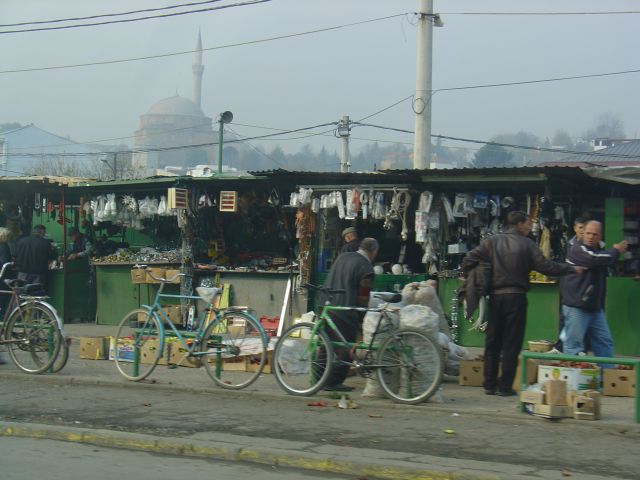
left=0, top=374, right=638, bottom=479
left=0, top=436, right=352, bottom=480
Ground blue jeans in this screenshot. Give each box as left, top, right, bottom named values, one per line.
left=561, top=305, right=614, bottom=361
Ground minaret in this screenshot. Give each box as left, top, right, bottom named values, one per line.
left=192, top=31, right=204, bottom=108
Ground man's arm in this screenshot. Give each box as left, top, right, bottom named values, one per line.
left=530, top=244, right=575, bottom=276
left=356, top=274, right=374, bottom=307
left=462, top=240, right=490, bottom=272
left=568, top=242, right=626, bottom=268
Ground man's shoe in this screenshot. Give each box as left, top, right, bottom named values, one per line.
left=323, top=383, right=354, bottom=392
left=484, top=388, right=497, bottom=395
left=498, top=389, right=517, bottom=397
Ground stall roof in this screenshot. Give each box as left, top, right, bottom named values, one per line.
left=0, top=175, right=93, bottom=186
left=68, top=174, right=264, bottom=190
left=248, top=168, right=417, bottom=185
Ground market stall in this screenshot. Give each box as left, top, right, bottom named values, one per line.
left=67, top=175, right=303, bottom=326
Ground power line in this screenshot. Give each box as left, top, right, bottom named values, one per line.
left=440, top=11, right=640, bottom=16
left=0, top=13, right=407, bottom=74
left=0, top=0, right=271, bottom=35
left=225, top=125, right=286, bottom=168
left=0, top=0, right=226, bottom=27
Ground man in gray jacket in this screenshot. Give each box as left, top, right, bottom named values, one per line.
left=463, top=211, right=581, bottom=396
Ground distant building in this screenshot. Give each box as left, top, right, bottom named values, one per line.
left=539, top=139, right=640, bottom=167
left=132, top=33, right=240, bottom=176
left=0, top=124, right=107, bottom=177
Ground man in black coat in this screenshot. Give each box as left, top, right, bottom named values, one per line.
left=463, top=211, right=582, bottom=396
left=14, top=224, right=56, bottom=289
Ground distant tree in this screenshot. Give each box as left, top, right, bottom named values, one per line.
left=551, top=129, right=574, bottom=148
left=472, top=144, right=514, bottom=168
left=583, top=113, right=626, bottom=140
left=0, top=122, right=22, bottom=133
left=25, top=157, right=100, bottom=179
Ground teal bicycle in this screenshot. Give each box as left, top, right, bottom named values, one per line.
left=114, top=267, right=268, bottom=389
left=273, top=284, right=443, bottom=404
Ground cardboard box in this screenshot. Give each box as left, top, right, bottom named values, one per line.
left=164, top=269, right=181, bottom=284
left=537, top=364, right=599, bottom=391
left=246, top=351, right=273, bottom=374
left=459, top=359, right=484, bottom=386
left=140, top=339, right=169, bottom=366
left=131, top=269, right=147, bottom=284
left=79, top=336, right=108, bottom=360
left=520, top=390, right=545, bottom=404
left=533, top=404, right=573, bottom=418
left=146, top=267, right=166, bottom=284
left=602, top=369, right=636, bottom=397
left=169, top=343, right=201, bottom=368
left=161, top=305, right=183, bottom=326
left=513, top=357, right=540, bottom=392
left=109, top=336, right=136, bottom=362
left=545, top=379, right=568, bottom=406
left=223, top=357, right=247, bottom=371
left=574, top=390, right=601, bottom=420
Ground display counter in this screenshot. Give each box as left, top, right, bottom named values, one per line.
left=440, top=276, right=640, bottom=355
left=93, top=263, right=302, bottom=326
left=48, top=258, right=95, bottom=323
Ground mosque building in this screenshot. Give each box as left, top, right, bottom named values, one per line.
left=132, top=33, right=239, bottom=176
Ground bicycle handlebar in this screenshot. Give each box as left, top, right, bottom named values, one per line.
left=134, top=265, right=191, bottom=283
left=0, top=262, right=14, bottom=279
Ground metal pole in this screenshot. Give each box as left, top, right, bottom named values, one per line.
left=340, top=115, right=350, bottom=173
left=112, top=153, right=117, bottom=180
left=413, top=0, right=434, bottom=169
left=217, top=118, right=224, bottom=175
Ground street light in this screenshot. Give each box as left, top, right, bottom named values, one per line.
left=217, top=110, right=233, bottom=175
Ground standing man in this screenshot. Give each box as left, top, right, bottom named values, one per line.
left=568, top=217, right=588, bottom=249
left=66, top=227, right=95, bottom=260
left=14, top=224, right=56, bottom=288
left=322, top=237, right=378, bottom=391
left=340, top=227, right=360, bottom=253
left=560, top=221, right=626, bottom=359
left=463, top=211, right=581, bottom=396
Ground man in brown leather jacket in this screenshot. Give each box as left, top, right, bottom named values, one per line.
left=463, top=211, right=582, bottom=396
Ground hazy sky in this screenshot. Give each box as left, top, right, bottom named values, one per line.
left=1, top=0, right=638, bottom=164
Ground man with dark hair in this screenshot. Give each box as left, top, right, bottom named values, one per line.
left=14, top=224, right=56, bottom=288
left=463, top=211, right=582, bottom=396
left=322, top=237, right=379, bottom=391
left=569, top=216, right=588, bottom=247
left=66, top=227, right=95, bottom=260
left=340, top=227, right=360, bottom=253
left=560, top=221, right=626, bottom=360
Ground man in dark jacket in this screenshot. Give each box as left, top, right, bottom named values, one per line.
left=463, top=211, right=581, bottom=396
left=560, top=221, right=626, bottom=359
left=340, top=227, right=360, bottom=253
left=14, top=224, right=56, bottom=288
left=322, top=237, right=378, bottom=391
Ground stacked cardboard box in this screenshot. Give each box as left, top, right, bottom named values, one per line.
left=522, top=379, right=602, bottom=420
left=459, top=356, right=539, bottom=391
left=79, top=336, right=109, bottom=360
left=602, top=368, right=636, bottom=397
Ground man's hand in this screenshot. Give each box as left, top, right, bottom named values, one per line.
left=613, top=240, right=628, bottom=253
left=68, top=253, right=77, bottom=260
left=573, top=266, right=587, bottom=274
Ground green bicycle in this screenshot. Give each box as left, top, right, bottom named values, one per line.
left=273, top=284, right=443, bottom=404
left=114, top=267, right=268, bottom=390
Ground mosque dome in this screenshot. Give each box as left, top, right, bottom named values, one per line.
left=146, top=95, right=205, bottom=117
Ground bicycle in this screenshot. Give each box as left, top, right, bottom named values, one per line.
left=114, top=267, right=269, bottom=389
left=273, top=283, right=443, bottom=404
left=0, top=262, right=68, bottom=374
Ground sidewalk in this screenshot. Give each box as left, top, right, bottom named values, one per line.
left=1, top=322, right=638, bottom=480
left=8, top=322, right=637, bottom=425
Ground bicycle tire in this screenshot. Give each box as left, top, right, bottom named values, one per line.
left=114, top=308, right=163, bottom=381
left=376, top=328, right=443, bottom=405
left=273, top=322, right=333, bottom=396
left=38, top=302, right=69, bottom=374
left=5, top=302, right=62, bottom=374
left=201, top=310, right=268, bottom=390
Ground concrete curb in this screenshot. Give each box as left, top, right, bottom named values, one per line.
left=0, top=420, right=625, bottom=480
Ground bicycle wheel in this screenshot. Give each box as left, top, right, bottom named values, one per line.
left=201, top=310, right=267, bottom=390
left=114, top=308, right=163, bottom=381
left=50, top=335, right=70, bottom=373
left=6, top=302, right=62, bottom=374
left=273, top=322, right=333, bottom=396
left=376, top=328, right=443, bottom=405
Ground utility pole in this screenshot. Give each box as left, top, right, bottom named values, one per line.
left=338, top=115, right=351, bottom=173
left=413, top=0, right=439, bottom=169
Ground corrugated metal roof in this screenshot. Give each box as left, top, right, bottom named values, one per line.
left=0, top=175, right=93, bottom=185
left=542, top=140, right=640, bottom=166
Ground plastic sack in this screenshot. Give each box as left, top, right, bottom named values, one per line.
left=362, top=310, right=399, bottom=398
left=399, top=304, right=439, bottom=338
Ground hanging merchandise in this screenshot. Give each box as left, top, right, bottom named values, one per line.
left=489, top=195, right=500, bottom=217
left=415, top=211, right=428, bottom=243
left=319, top=193, right=329, bottom=209
left=472, top=192, right=488, bottom=209
left=311, top=197, right=320, bottom=213
left=529, top=195, right=540, bottom=237
left=345, top=188, right=360, bottom=219
left=372, top=191, right=386, bottom=220
left=196, top=194, right=211, bottom=209
left=441, top=194, right=455, bottom=223
left=334, top=191, right=346, bottom=219
left=368, top=188, right=375, bottom=219
left=385, top=190, right=410, bottom=240
left=360, top=191, right=369, bottom=220
left=345, top=189, right=355, bottom=219
left=418, top=191, right=433, bottom=214
left=452, top=193, right=474, bottom=218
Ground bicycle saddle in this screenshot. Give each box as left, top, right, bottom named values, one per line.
left=5, top=279, right=45, bottom=295
left=372, top=292, right=403, bottom=304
